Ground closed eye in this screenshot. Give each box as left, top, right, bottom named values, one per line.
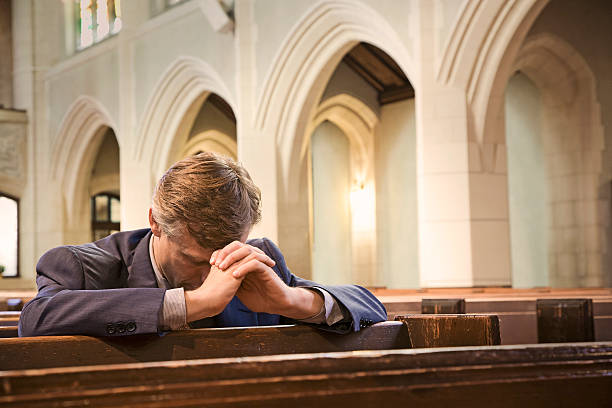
left=181, top=252, right=209, bottom=266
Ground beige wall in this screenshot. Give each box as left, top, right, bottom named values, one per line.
left=505, top=73, right=548, bottom=288
left=311, top=121, right=352, bottom=285
left=375, top=99, right=419, bottom=288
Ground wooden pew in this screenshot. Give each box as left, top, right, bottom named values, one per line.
left=421, top=298, right=465, bottom=314
left=1, top=342, right=610, bottom=407
left=395, top=314, right=500, bottom=347
left=0, top=315, right=498, bottom=370
left=0, top=327, right=18, bottom=338
left=537, top=298, right=594, bottom=342
left=0, top=321, right=408, bottom=370
left=0, top=292, right=35, bottom=311
left=0, top=311, right=20, bottom=326
left=382, top=292, right=612, bottom=343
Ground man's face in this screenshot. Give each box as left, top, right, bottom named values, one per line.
left=152, top=231, right=216, bottom=291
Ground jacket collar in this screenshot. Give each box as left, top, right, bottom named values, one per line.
left=127, top=230, right=158, bottom=288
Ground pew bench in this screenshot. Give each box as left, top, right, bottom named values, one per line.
left=0, top=342, right=610, bottom=407
left=384, top=296, right=612, bottom=344
left=0, top=315, right=499, bottom=370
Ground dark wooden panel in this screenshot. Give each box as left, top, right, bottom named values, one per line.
left=207, top=93, right=236, bottom=123
left=396, top=314, right=500, bottom=347
left=0, top=297, right=30, bottom=311
left=346, top=45, right=403, bottom=87
left=0, top=321, right=409, bottom=370
left=0, top=311, right=20, bottom=327
left=379, top=85, right=416, bottom=104
left=421, top=298, right=466, bottom=314
left=0, top=343, right=610, bottom=407
left=0, top=327, right=17, bottom=338
left=537, top=299, right=594, bottom=343
left=343, top=53, right=384, bottom=91
left=341, top=42, right=414, bottom=105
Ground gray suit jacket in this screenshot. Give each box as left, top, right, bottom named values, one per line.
left=19, top=229, right=387, bottom=337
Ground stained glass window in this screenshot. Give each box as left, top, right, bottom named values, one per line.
left=0, top=194, right=18, bottom=278
left=91, top=193, right=120, bottom=241
left=76, top=0, right=122, bottom=50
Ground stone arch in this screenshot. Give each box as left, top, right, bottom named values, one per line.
left=182, top=130, right=238, bottom=159
left=432, top=0, right=550, bottom=142
left=51, top=96, right=117, bottom=230
left=304, top=94, right=378, bottom=189
left=135, top=56, right=236, bottom=180
left=467, top=0, right=550, bottom=144
left=255, top=0, right=414, bottom=199
left=509, top=33, right=605, bottom=286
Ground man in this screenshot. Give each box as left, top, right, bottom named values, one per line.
left=19, top=153, right=386, bottom=337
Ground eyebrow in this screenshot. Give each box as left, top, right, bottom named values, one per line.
left=181, top=251, right=209, bottom=265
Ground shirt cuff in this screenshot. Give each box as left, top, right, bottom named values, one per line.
left=159, top=288, right=188, bottom=330
left=297, top=287, right=346, bottom=326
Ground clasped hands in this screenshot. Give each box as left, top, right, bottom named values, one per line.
left=184, top=241, right=324, bottom=323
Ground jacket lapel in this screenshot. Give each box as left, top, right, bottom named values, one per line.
left=127, top=230, right=159, bottom=288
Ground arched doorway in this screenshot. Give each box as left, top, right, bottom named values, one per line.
left=304, top=43, right=417, bottom=287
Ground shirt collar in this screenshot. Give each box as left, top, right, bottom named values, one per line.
left=149, top=234, right=171, bottom=289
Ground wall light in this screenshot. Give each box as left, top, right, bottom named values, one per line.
left=350, top=183, right=375, bottom=233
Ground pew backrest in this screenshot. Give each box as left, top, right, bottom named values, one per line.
left=0, top=321, right=409, bottom=370
left=395, top=314, right=501, bottom=347
left=1, top=342, right=610, bottom=407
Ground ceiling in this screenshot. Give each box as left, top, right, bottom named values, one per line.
left=342, top=42, right=414, bottom=105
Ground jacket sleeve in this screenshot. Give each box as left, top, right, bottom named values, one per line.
left=259, top=238, right=387, bottom=334
left=18, top=246, right=165, bottom=337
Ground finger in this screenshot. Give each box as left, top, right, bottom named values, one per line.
left=209, top=250, right=219, bottom=265
left=218, top=246, right=252, bottom=270
left=213, top=241, right=244, bottom=266
left=246, top=245, right=265, bottom=255
left=235, top=250, right=276, bottom=270
left=242, top=245, right=275, bottom=267
left=232, top=258, right=268, bottom=278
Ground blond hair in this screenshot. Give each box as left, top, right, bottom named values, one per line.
left=151, top=152, right=261, bottom=249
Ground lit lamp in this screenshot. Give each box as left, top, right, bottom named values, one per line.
left=349, top=182, right=375, bottom=233
left=349, top=181, right=377, bottom=285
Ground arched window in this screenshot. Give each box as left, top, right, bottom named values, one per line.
left=91, top=193, right=120, bottom=241
left=76, top=0, right=122, bottom=50
left=0, top=193, right=18, bottom=277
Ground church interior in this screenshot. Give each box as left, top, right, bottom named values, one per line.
left=0, top=0, right=611, bottom=405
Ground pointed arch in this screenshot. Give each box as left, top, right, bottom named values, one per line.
left=465, top=0, right=550, bottom=143
left=51, top=96, right=117, bottom=227
left=305, top=93, right=378, bottom=187
left=254, top=0, right=414, bottom=199
left=182, top=130, right=238, bottom=159
left=510, top=33, right=605, bottom=287
left=134, top=56, right=236, bottom=179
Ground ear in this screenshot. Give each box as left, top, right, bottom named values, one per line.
left=149, top=208, right=162, bottom=237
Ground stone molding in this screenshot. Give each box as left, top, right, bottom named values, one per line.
left=134, top=56, right=235, bottom=180
left=470, top=0, right=550, bottom=144
left=51, top=96, right=116, bottom=228
left=254, top=0, right=413, bottom=199
left=306, top=93, right=377, bottom=189
left=182, top=130, right=237, bottom=159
